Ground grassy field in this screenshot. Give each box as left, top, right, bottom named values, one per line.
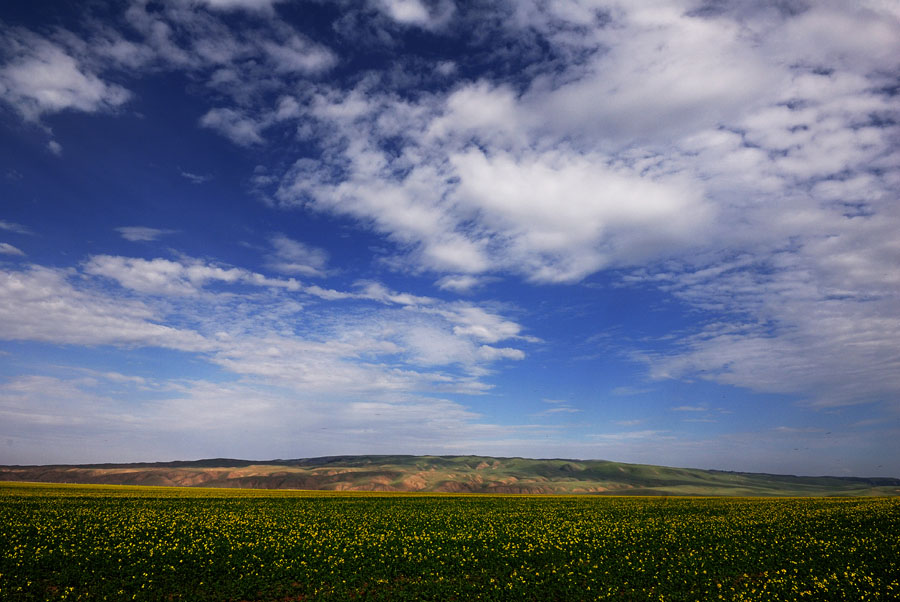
left=1, top=482, right=898, bottom=601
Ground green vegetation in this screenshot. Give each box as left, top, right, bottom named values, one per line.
left=2, top=482, right=899, bottom=600
left=3, top=455, right=899, bottom=495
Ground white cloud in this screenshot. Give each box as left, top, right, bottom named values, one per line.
left=524, top=5, right=780, bottom=146
left=378, top=0, right=429, bottom=25
left=116, top=226, right=176, bottom=242
left=588, top=430, right=669, bottom=442
left=210, top=333, right=414, bottom=393
left=442, top=304, right=524, bottom=344
left=180, top=170, right=211, bottom=184
left=449, top=148, right=710, bottom=282
left=542, top=406, right=581, bottom=414
left=0, top=266, right=210, bottom=351
left=7, top=254, right=531, bottom=398
left=278, top=87, right=711, bottom=283
left=615, top=3, right=900, bottom=411
left=47, top=140, right=63, bottom=155
left=200, top=107, right=265, bottom=145
left=280, top=152, right=493, bottom=276
left=273, top=95, right=302, bottom=120
left=85, top=255, right=249, bottom=295
left=95, top=2, right=338, bottom=115
left=209, top=299, right=524, bottom=394
left=0, top=375, right=133, bottom=431
left=401, top=323, right=480, bottom=368
left=266, top=234, right=329, bottom=277
left=262, top=36, right=337, bottom=74
left=532, top=398, right=582, bottom=417
left=0, top=220, right=32, bottom=235
left=770, top=4, right=900, bottom=70
left=195, top=0, right=285, bottom=11
left=434, top=60, right=456, bottom=77
left=372, top=0, right=455, bottom=29
left=0, top=243, right=25, bottom=256
left=642, top=235, right=900, bottom=408
left=0, top=373, right=507, bottom=464
left=0, top=31, right=130, bottom=121
left=425, top=81, right=522, bottom=146
left=356, top=281, right=436, bottom=307
left=611, top=386, right=653, bottom=396
left=773, top=426, right=823, bottom=434
left=302, top=284, right=355, bottom=301
left=435, top=274, right=483, bottom=293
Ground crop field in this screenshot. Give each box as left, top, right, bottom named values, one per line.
left=1, top=482, right=898, bottom=601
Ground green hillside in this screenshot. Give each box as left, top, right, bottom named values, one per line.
left=2, top=455, right=898, bottom=496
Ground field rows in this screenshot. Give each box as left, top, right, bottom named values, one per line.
left=1, top=482, right=898, bottom=600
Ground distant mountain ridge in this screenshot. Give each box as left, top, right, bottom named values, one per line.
left=2, top=455, right=898, bottom=496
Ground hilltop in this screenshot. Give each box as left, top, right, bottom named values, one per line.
left=2, top=455, right=898, bottom=496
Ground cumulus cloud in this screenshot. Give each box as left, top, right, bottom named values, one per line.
left=0, top=30, right=130, bottom=121
left=370, top=0, right=456, bottom=29
left=440, top=304, right=525, bottom=344
left=376, top=0, right=430, bottom=25
left=266, top=234, right=329, bottom=277
left=200, top=107, right=265, bottom=145
left=450, top=148, right=710, bottom=281
left=85, top=255, right=234, bottom=295
left=524, top=5, right=780, bottom=145
left=276, top=84, right=711, bottom=282
left=261, top=36, right=337, bottom=74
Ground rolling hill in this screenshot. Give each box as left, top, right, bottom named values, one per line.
left=2, top=455, right=898, bottom=496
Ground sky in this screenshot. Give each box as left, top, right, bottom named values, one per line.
left=1, top=0, right=898, bottom=476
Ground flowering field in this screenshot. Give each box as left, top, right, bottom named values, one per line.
left=1, top=482, right=898, bottom=601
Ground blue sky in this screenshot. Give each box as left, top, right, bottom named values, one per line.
left=1, top=0, right=898, bottom=476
